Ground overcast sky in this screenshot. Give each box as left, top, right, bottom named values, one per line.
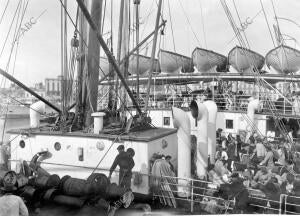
left=1, top=0, right=300, bottom=87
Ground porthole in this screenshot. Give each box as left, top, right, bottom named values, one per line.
left=19, top=140, right=25, bottom=148
left=96, top=141, right=105, bottom=151
left=161, top=139, right=168, bottom=149
left=54, top=142, right=61, bottom=151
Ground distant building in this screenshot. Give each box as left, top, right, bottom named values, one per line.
left=45, top=76, right=62, bottom=97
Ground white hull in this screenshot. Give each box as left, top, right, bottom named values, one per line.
left=266, top=45, right=300, bottom=74
left=228, top=46, right=264, bottom=73
left=159, top=49, right=193, bottom=74
left=9, top=128, right=177, bottom=195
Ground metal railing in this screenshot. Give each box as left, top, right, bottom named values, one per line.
left=124, top=92, right=300, bottom=117
left=151, top=175, right=235, bottom=214
left=10, top=159, right=300, bottom=214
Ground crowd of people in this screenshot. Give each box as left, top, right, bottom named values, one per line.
left=206, top=129, right=300, bottom=213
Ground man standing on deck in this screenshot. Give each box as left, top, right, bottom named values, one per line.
left=108, top=145, right=135, bottom=189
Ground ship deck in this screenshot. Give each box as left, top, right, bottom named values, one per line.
left=101, top=72, right=300, bottom=85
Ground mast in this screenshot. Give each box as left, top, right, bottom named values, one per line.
left=134, top=0, right=140, bottom=104
left=76, top=0, right=142, bottom=115
left=84, top=0, right=103, bottom=126
left=107, top=0, right=114, bottom=110
left=144, top=0, right=163, bottom=111
left=113, top=0, right=125, bottom=113
left=120, top=0, right=130, bottom=119
left=74, top=0, right=87, bottom=127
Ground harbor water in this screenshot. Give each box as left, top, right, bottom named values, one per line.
left=0, top=116, right=30, bottom=143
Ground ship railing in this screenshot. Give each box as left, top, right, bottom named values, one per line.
left=151, top=174, right=235, bottom=214
left=281, top=194, right=300, bottom=214
left=138, top=93, right=300, bottom=117
left=247, top=188, right=284, bottom=214
left=10, top=159, right=300, bottom=214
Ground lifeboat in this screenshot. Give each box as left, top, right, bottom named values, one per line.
left=128, top=54, right=161, bottom=75
left=158, top=49, right=194, bottom=73
left=265, top=45, right=300, bottom=74
left=192, top=47, right=227, bottom=73
left=228, top=46, right=265, bottom=73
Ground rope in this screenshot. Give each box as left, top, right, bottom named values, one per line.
left=220, top=0, right=293, bottom=148
left=177, top=0, right=201, bottom=46
left=0, top=0, right=9, bottom=26
left=58, top=0, right=107, bottom=78
left=259, top=0, right=276, bottom=47
left=0, top=0, right=22, bottom=58
left=0, top=0, right=29, bottom=143
left=198, top=0, right=207, bottom=49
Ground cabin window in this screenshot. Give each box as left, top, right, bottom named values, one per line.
left=19, top=140, right=25, bottom=148
left=225, top=119, right=233, bottom=129
left=78, top=147, right=84, bottom=161
left=54, top=142, right=61, bottom=151
left=163, top=117, right=170, bottom=126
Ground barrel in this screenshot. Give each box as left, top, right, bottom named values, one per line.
left=52, top=195, right=85, bottom=208
left=34, top=174, right=60, bottom=189
left=87, top=173, right=110, bottom=195
left=34, top=176, right=49, bottom=189
left=62, top=177, right=92, bottom=197
left=43, top=188, right=58, bottom=201
left=0, top=170, right=17, bottom=186
left=16, top=174, right=28, bottom=188
left=18, top=186, right=39, bottom=203
left=59, top=175, right=71, bottom=192
left=105, top=183, right=128, bottom=201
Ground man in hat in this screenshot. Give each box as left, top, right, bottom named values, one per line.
left=120, top=148, right=135, bottom=189
left=108, top=145, right=135, bottom=189
left=218, top=172, right=250, bottom=213
left=0, top=184, right=28, bottom=216
left=259, top=144, right=274, bottom=168
left=252, top=137, right=266, bottom=163
left=165, top=155, right=175, bottom=174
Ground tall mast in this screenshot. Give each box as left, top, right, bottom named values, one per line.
left=84, top=0, right=103, bottom=126
left=107, top=0, right=114, bottom=110
left=74, top=0, right=87, bottom=126
left=120, top=0, right=130, bottom=118
left=144, top=0, right=163, bottom=111
left=76, top=0, right=142, bottom=115
left=60, top=0, right=68, bottom=114
left=134, top=0, right=140, bottom=104
left=113, top=0, right=125, bottom=112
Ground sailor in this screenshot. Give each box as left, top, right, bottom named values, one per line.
left=0, top=184, right=28, bottom=216
left=165, top=155, right=175, bottom=174
left=108, top=145, right=135, bottom=189
left=122, top=148, right=135, bottom=189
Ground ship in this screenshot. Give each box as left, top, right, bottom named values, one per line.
left=1, top=0, right=300, bottom=215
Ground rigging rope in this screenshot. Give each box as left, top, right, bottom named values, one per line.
left=221, top=0, right=295, bottom=150
left=177, top=0, right=201, bottom=46
left=0, top=0, right=9, bottom=26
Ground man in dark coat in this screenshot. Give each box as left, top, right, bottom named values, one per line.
left=108, top=146, right=135, bottom=189
left=217, top=173, right=250, bottom=213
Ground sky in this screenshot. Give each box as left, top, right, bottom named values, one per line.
left=1, top=0, right=300, bottom=87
